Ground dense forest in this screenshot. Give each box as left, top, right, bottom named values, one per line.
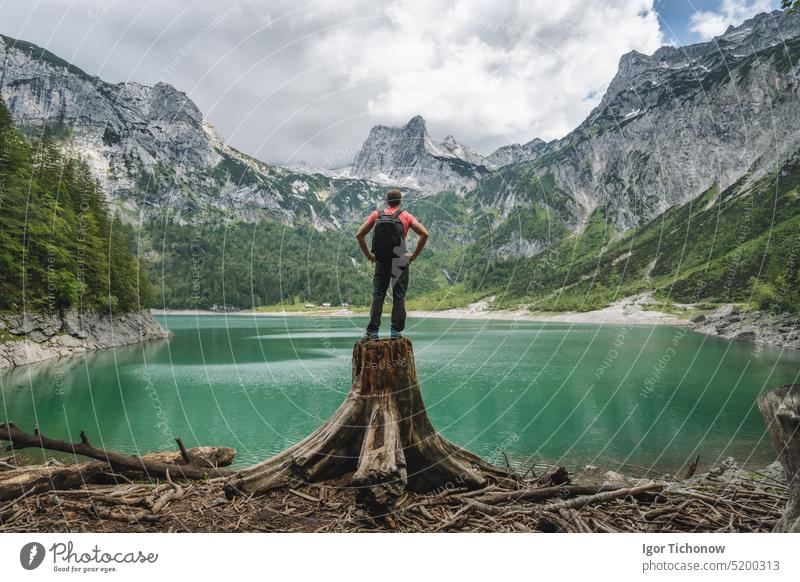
left=0, top=99, right=151, bottom=313
left=144, top=213, right=454, bottom=309
left=145, top=218, right=371, bottom=309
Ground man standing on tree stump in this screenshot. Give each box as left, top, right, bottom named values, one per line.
left=356, top=189, right=429, bottom=340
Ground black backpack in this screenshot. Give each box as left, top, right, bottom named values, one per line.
left=371, top=210, right=405, bottom=261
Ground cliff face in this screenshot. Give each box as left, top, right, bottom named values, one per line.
left=0, top=310, right=171, bottom=369
left=0, top=35, right=213, bottom=206
left=687, top=306, right=800, bottom=350
left=486, top=138, right=550, bottom=168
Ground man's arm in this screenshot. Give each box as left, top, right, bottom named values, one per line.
left=407, top=219, right=429, bottom=263
left=355, top=219, right=376, bottom=262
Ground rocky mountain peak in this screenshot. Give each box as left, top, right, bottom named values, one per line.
left=605, top=9, right=799, bottom=107
left=350, top=115, right=490, bottom=192
left=405, top=114, right=427, bottom=134
left=0, top=32, right=393, bottom=229
left=146, top=81, right=204, bottom=126
left=524, top=8, right=800, bottom=231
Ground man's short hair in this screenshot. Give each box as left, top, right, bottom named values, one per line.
left=386, top=189, right=402, bottom=207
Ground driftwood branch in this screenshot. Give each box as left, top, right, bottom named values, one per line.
left=0, top=446, right=236, bottom=502
left=539, top=481, right=662, bottom=512
left=0, top=423, right=234, bottom=483
left=683, top=455, right=700, bottom=480
left=176, top=437, right=194, bottom=465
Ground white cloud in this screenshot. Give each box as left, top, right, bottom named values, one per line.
left=688, top=0, right=777, bottom=41
left=0, top=0, right=666, bottom=165
left=308, top=0, right=665, bottom=153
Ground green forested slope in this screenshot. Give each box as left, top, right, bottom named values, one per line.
left=475, top=152, right=800, bottom=312
left=145, top=218, right=369, bottom=309
left=144, top=210, right=462, bottom=310
left=0, top=100, right=151, bottom=312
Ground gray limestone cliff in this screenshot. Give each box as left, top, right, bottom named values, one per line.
left=0, top=310, right=172, bottom=369
left=479, top=10, right=800, bottom=230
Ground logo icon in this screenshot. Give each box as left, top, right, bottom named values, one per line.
left=20, top=542, right=46, bottom=570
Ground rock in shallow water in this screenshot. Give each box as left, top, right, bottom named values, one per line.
left=733, top=329, right=757, bottom=342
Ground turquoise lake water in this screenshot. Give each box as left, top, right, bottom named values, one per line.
left=2, top=314, right=798, bottom=472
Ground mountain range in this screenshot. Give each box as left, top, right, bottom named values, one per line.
left=0, top=33, right=387, bottom=230
left=1, top=9, right=800, bottom=310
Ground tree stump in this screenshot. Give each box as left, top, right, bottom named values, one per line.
left=758, top=383, right=800, bottom=532
left=225, top=338, right=512, bottom=512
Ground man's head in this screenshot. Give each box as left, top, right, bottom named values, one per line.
left=386, top=189, right=402, bottom=207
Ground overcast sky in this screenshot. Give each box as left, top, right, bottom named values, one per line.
left=0, top=0, right=781, bottom=167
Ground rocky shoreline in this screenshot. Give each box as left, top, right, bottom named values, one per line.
left=0, top=310, right=172, bottom=369
left=686, top=305, right=800, bottom=350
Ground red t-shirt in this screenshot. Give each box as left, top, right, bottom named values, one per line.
left=365, top=207, right=416, bottom=238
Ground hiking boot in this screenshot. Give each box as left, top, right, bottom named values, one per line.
left=361, top=330, right=379, bottom=341
left=390, top=327, right=403, bottom=339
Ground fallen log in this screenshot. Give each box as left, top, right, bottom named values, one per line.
left=226, top=338, right=515, bottom=513
left=758, top=383, right=800, bottom=532
left=0, top=446, right=236, bottom=502
left=1, top=424, right=234, bottom=484
left=539, top=481, right=662, bottom=513
left=476, top=483, right=623, bottom=506
left=432, top=481, right=662, bottom=531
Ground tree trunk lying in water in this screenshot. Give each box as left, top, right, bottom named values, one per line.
left=758, top=383, right=800, bottom=532
left=0, top=446, right=236, bottom=502
left=0, top=422, right=235, bottom=495
left=226, top=338, right=514, bottom=512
